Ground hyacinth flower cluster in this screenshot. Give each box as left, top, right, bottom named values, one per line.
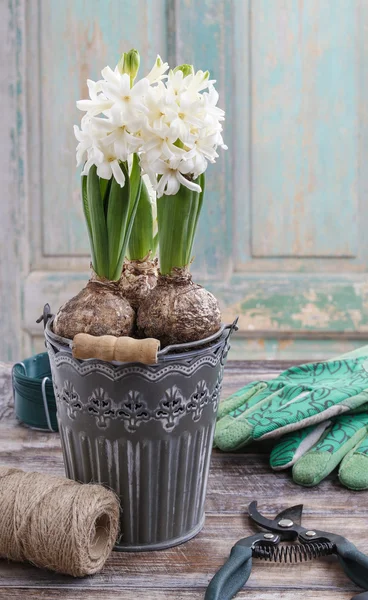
left=74, top=52, right=227, bottom=197
left=54, top=50, right=227, bottom=346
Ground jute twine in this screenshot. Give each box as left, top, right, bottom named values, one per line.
left=0, top=467, right=119, bottom=577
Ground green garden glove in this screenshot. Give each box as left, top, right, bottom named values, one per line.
left=214, top=346, right=368, bottom=452
left=270, top=411, right=368, bottom=490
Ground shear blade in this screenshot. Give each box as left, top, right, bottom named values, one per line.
left=248, top=501, right=303, bottom=533
left=275, top=504, right=303, bottom=526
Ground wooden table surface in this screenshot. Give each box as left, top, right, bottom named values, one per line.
left=0, top=359, right=367, bottom=600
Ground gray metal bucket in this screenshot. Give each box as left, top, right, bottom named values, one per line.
left=45, top=318, right=236, bottom=551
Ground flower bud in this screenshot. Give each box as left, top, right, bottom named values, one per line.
left=174, top=64, right=194, bottom=77
left=198, top=70, right=210, bottom=83
left=118, top=49, right=140, bottom=85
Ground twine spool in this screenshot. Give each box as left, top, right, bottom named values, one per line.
left=0, top=467, right=119, bottom=576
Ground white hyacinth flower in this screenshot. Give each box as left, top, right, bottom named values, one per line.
left=99, top=109, right=143, bottom=163
left=75, top=55, right=226, bottom=192
left=141, top=120, right=186, bottom=164
left=143, top=82, right=177, bottom=130
left=145, top=55, right=169, bottom=85
left=76, top=79, right=113, bottom=116
left=74, top=115, right=107, bottom=167
left=169, top=94, right=203, bottom=142
left=100, top=68, right=149, bottom=119
left=150, top=157, right=202, bottom=198
left=93, top=139, right=126, bottom=187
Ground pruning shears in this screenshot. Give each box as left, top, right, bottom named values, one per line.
left=205, top=501, right=368, bottom=600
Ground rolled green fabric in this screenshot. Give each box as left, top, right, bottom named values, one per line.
left=215, top=346, right=368, bottom=452
left=270, top=412, right=368, bottom=490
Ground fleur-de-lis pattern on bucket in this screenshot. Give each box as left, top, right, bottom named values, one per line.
left=187, top=381, right=210, bottom=422
left=87, top=388, right=115, bottom=428
left=115, top=391, right=151, bottom=432
left=57, top=377, right=223, bottom=431
left=155, top=386, right=186, bottom=431
left=60, top=381, right=82, bottom=419
left=211, top=371, right=224, bottom=414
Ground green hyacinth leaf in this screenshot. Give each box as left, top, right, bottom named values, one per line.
left=99, top=177, right=112, bottom=217
left=87, top=165, right=109, bottom=278
left=128, top=178, right=154, bottom=260
left=157, top=184, right=196, bottom=275
left=106, top=162, right=130, bottom=280
left=81, top=175, right=97, bottom=270
left=128, top=154, right=141, bottom=221
left=152, top=232, right=159, bottom=255
left=185, top=174, right=204, bottom=265
left=112, top=159, right=142, bottom=280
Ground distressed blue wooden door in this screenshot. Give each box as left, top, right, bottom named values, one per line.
left=2, top=0, right=368, bottom=360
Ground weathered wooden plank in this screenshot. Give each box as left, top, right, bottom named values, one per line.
left=24, top=271, right=368, bottom=339
left=251, top=0, right=358, bottom=258
left=226, top=338, right=367, bottom=362
left=218, top=273, right=368, bottom=333
left=0, top=441, right=362, bottom=518
left=0, top=0, right=27, bottom=361
left=0, top=514, right=364, bottom=593
left=0, top=590, right=359, bottom=600
left=234, top=0, right=368, bottom=273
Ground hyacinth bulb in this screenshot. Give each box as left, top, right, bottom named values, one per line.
left=137, top=268, right=221, bottom=347
left=119, top=257, right=158, bottom=311
left=53, top=274, right=135, bottom=340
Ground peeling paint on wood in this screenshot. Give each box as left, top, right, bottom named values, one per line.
left=251, top=0, right=359, bottom=258
left=0, top=0, right=27, bottom=361
left=219, top=275, right=368, bottom=333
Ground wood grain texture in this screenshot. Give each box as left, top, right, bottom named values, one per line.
left=234, top=0, right=368, bottom=271
left=0, top=359, right=366, bottom=600
left=0, top=592, right=358, bottom=600
left=0, top=0, right=27, bottom=361
left=251, top=0, right=359, bottom=258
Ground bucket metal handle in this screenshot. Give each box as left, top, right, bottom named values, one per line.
left=41, top=376, right=55, bottom=433
left=220, top=317, right=239, bottom=365
left=12, top=363, right=55, bottom=433
left=11, top=362, right=26, bottom=400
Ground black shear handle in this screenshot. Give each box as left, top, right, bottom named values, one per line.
left=336, top=539, right=368, bottom=592
left=204, top=544, right=252, bottom=600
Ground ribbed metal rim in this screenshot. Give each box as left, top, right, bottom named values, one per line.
left=45, top=316, right=237, bottom=364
